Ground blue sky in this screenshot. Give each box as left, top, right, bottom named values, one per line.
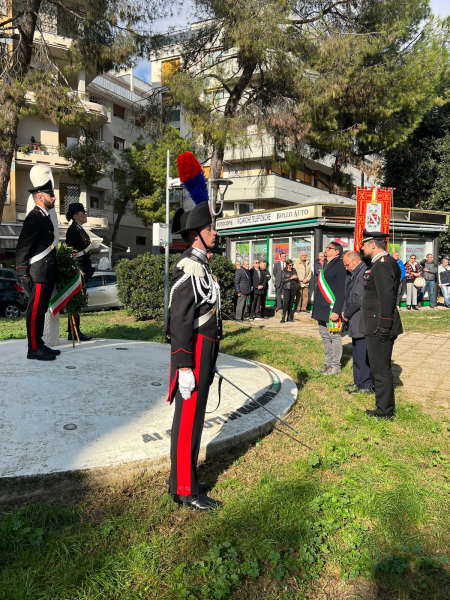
left=135, top=0, right=450, bottom=84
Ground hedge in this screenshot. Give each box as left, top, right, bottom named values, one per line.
left=115, top=252, right=235, bottom=321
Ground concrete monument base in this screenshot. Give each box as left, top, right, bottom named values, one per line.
left=0, top=338, right=297, bottom=502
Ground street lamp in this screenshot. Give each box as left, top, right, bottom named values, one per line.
left=208, top=177, right=233, bottom=217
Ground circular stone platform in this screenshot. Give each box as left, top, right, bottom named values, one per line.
left=0, top=339, right=297, bottom=501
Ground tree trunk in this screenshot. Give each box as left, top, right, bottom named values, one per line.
left=330, top=149, right=348, bottom=195
left=209, top=60, right=258, bottom=226
left=111, top=202, right=127, bottom=242
left=0, top=0, right=42, bottom=223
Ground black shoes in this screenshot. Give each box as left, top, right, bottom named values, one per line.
left=173, top=493, right=222, bottom=511
left=407, top=306, right=411, bottom=310
left=280, top=318, right=285, bottom=323
left=412, top=306, right=419, bottom=311
left=68, top=332, right=93, bottom=341
left=349, top=386, right=374, bottom=395
left=364, top=409, right=394, bottom=420
left=40, top=345, right=61, bottom=356
left=27, top=348, right=56, bottom=361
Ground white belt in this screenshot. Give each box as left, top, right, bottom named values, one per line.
left=29, top=240, right=55, bottom=265
left=194, top=306, right=216, bottom=330
left=73, top=243, right=93, bottom=258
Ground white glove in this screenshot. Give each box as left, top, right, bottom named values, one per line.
left=179, top=369, right=196, bottom=400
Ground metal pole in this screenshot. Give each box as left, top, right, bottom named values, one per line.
left=164, top=150, right=170, bottom=331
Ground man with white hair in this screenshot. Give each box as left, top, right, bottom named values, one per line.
left=16, top=166, right=60, bottom=361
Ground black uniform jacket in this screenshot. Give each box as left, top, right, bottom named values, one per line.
left=65, top=222, right=95, bottom=280
left=16, top=206, right=57, bottom=284
left=169, top=247, right=220, bottom=370
left=251, top=268, right=266, bottom=295
left=360, top=253, right=403, bottom=336
left=312, top=257, right=346, bottom=322
left=342, top=261, right=366, bottom=339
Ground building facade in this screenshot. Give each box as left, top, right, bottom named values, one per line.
left=0, top=4, right=154, bottom=266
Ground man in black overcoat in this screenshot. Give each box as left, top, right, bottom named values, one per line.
left=360, top=230, right=403, bottom=419
left=167, top=202, right=222, bottom=511
left=16, top=174, right=60, bottom=361
left=250, top=258, right=265, bottom=320
left=312, top=241, right=346, bottom=375
left=342, top=251, right=373, bottom=394
left=66, top=202, right=95, bottom=341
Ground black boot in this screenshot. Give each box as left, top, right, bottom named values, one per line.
left=173, top=494, right=222, bottom=510
left=40, top=345, right=61, bottom=356
left=27, top=348, right=56, bottom=361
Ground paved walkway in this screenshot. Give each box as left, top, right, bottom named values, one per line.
left=242, top=309, right=450, bottom=419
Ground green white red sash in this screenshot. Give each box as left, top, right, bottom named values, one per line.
left=48, top=273, right=82, bottom=315
left=317, top=268, right=335, bottom=308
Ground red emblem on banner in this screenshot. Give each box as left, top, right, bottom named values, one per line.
left=354, top=187, right=392, bottom=251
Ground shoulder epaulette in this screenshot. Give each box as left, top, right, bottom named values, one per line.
left=177, top=256, right=204, bottom=278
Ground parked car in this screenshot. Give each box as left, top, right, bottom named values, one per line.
left=0, top=277, right=27, bottom=318
left=84, top=271, right=122, bottom=311
left=0, top=268, right=21, bottom=284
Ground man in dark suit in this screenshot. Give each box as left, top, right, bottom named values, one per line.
left=273, top=252, right=286, bottom=313
left=234, top=259, right=252, bottom=321
left=312, top=241, right=346, bottom=375
left=16, top=177, right=60, bottom=361
left=360, top=230, right=403, bottom=419
left=342, top=251, right=373, bottom=394
left=260, top=259, right=271, bottom=318
left=66, top=202, right=95, bottom=341
left=249, top=259, right=265, bottom=320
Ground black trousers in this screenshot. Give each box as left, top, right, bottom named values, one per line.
left=282, top=288, right=296, bottom=320
left=251, top=293, right=262, bottom=317
left=365, top=335, right=396, bottom=416
left=352, top=337, right=373, bottom=389
left=26, top=282, right=54, bottom=351
left=169, top=333, right=219, bottom=496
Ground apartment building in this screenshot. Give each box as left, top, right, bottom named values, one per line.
left=149, top=24, right=375, bottom=218
left=0, top=2, right=153, bottom=265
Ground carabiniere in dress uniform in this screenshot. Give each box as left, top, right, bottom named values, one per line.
left=16, top=166, right=61, bottom=361
left=166, top=151, right=223, bottom=511
left=360, top=229, right=403, bottom=419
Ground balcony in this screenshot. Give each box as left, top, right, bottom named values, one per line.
left=89, top=75, right=144, bottom=104
left=15, top=142, right=70, bottom=168
left=222, top=174, right=319, bottom=207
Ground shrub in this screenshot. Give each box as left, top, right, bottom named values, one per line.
left=115, top=252, right=235, bottom=321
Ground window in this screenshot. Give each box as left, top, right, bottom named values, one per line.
left=90, top=196, right=99, bottom=209
left=60, top=183, right=81, bottom=215
left=114, top=136, right=125, bottom=150
left=292, top=237, right=312, bottom=261
left=204, top=49, right=224, bottom=67
left=252, top=241, right=267, bottom=263
left=136, top=236, right=146, bottom=246
left=273, top=238, right=289, bottom=264
left=87, top=276, right=104, bottom=288
left=113, top=103, right=125, bottom=119
left=235, top=242, right=249, bottom=264
left=204, top=88, right=224, bottom=105
left=161, top=58, right=180, bottom=85
left=235, top=203, right=253, bottom=215
left=105, top=275, right=117, bottom=285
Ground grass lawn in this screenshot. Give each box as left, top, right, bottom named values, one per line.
left=1, top=312, right=450, bottom=599
left=400, top=307, right=450, bottom=333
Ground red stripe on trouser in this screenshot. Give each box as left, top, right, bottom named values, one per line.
left=176, top=334, right=203, bottom=495
left=31, top=283, right=42, bottom=350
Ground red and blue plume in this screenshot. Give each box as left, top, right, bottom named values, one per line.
left=177, top=152, right=209, bottom=205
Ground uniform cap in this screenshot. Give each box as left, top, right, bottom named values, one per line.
left=28, top=165, right=55, bottom=196
left=66, top=202, right=86, bottom=221
left=361, top=229, right=388, bottom=244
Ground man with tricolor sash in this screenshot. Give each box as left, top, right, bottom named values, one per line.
left=16, top=167, right=60, bottom=361
left=312, top=241, right=346, bottom=375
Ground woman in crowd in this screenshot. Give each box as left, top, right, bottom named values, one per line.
left=404, top=254, right=422, bottom=310
left=280, top=259, right=298, bottom=323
